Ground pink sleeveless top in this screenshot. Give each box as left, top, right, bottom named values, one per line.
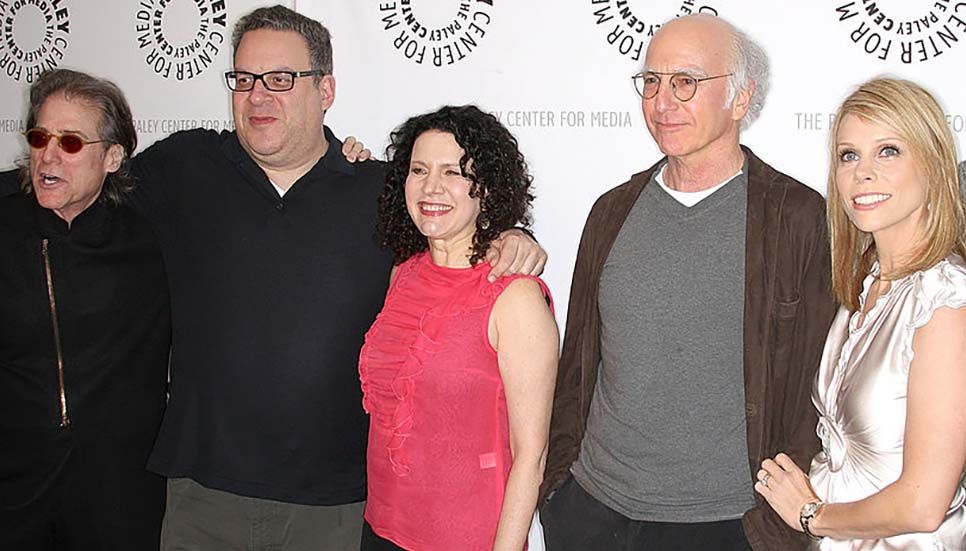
left=359, top=252, right=550, bottom=550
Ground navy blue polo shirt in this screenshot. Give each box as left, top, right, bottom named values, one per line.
left=131, top=127, right=391, bottom=505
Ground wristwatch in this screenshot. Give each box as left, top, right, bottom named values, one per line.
left=799, top=500, right=824, bottom=540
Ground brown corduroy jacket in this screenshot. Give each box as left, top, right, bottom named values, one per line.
left=539, top=147, right=837, bottom=551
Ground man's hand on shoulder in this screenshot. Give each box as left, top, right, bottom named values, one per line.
left=486, top=229, right=547, bottom=282
left=342, top=136, right=372, bottom=163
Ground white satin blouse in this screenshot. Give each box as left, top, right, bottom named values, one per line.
left=809, top=254, right=966, bottom=550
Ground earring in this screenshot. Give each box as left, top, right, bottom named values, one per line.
left=479, top=201, right=490, bottom=230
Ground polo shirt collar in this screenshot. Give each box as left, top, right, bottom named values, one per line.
left=319, top=126, right=356, bottom=177
left=221, top=125, right=357, bottom=180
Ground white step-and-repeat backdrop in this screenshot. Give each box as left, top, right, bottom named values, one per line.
left=1, top=0, right=964, bottom=325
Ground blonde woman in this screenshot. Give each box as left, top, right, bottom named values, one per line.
left=756, top=78, right=966, bottom=549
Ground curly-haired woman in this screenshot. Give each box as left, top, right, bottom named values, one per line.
left=358, top=105, right=559, bottom=551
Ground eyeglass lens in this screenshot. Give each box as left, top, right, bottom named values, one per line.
left=25, top=129, right=87, bottom=154
left=227, top=72, right=295, bottom=92
left=639, top=74, right=698, bottom=101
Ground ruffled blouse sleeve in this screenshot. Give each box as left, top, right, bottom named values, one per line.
left=900, top=255, right=966, bottom=370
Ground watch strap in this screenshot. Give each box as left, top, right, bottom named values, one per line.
left=799, top=501, right=824, bottom=540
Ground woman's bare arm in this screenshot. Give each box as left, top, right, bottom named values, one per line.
left=489, top=279, right=559, bottom=550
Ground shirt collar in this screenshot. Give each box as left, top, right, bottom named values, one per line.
left=221, top=125, right=357, bottom=180
left=32, top=193, right=114, bottom=245
left=318, top=126, right=356, bottom=177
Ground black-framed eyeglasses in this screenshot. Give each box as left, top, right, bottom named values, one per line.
left=23, top=128, right=107, bottom=154
left=225, top=70, right=325, bottom=92
left=631, top=71, right=734, bottom=102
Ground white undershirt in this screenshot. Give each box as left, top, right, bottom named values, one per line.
left=269, top=179, right=288, bottom=197
left=655, top=165, right=743, bottom=207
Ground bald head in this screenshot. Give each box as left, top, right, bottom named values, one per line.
left=646, top=14, right=769, bottom=130
left=649, top=14, right=736, bottom=72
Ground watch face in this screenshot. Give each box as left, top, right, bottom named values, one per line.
left=802, top=502, right=821, bottom=517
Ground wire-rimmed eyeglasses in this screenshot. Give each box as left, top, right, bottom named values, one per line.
left=225, top=70, right=325, bottom=92
left=631, top=71, right=733, bottom=102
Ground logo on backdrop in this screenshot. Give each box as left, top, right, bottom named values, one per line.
left=0, top=0, right=71, bottom=83
left=135, top=0, right=228, bottom=81
left=589, top=0, right=720, bottom=62
left=834, top=1, right=966, bottom=63
left=378, top=0, right=495, bottom=67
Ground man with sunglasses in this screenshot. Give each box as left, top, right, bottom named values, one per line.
left=540, top=14, right=836, bottom=551
left=0, top=69, right=172, bottom=550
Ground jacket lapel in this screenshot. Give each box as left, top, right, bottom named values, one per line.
left=742, top=146, right=781, bottom=474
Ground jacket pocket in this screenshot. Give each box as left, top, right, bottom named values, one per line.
left=769, top=296, right=802, bottom=391
left=774, top=295, right=801, bottom=320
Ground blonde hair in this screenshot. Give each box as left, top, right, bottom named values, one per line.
left=827, top=77, right=966, bottom=311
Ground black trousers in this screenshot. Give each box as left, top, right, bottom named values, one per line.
left=360, top=521, right=407, bottom=551
left=0, top=438, right=165, bottom=551
left=542, top=476, right=754, bottom=551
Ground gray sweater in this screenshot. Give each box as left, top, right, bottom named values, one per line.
left=573, top=167, right=757, bottom=522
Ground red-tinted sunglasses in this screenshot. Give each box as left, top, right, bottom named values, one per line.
left=23, top=128, right=107, bottom=154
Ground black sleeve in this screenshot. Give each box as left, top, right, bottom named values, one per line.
left=0, top=169, right=20, bottom=197
left=127, top=131, right=204, bottom=225
left=128, top=142, right=169, bottom=223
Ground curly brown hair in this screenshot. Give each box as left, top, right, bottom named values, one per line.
left=377, top=105, right=534, bottom=265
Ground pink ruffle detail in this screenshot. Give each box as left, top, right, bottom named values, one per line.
left=386, top=341, right=426, bottom=476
